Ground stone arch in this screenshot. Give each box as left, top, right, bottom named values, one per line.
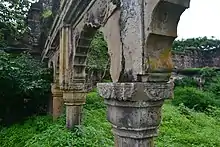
left=72, top=24, right=100, bottom=91
left=48, top=51, right=59, bottom=84
left=72, top=24, right=98, bottom=85
left=48, top=60, right=55, bottom=82
left=144, top=1, right=190, bottom=76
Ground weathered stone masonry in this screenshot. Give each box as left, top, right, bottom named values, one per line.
left=41, top=0, right=191, bottom=146
left=172, top=47, right=220, bottom=69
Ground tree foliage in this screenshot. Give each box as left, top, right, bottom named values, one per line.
left=0, top=52, right=52, bottom=125
left=86, top=31, right=110, bottom=84
left=0, top=0, right=32, bottom=47
left=173, top=37, right=220, bottom=51
left=87, top=31, right=109, bottom=72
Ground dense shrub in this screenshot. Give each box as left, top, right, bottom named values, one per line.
left=157, top=103, right=220, bottom=147
left=0, top=52, right=52, bottom=125
left=174, top=77, right=198, bottom=87
left=85, top=91, right=106, bottom=110
left=200, top=69, right=220, bottom=97
left=0, top=91, right=114, bottom=147
left=172, top=87, right=220, bottom=111
left=204, top=77, right=220, bottom=96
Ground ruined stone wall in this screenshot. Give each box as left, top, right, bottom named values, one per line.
left=26, top=0, right=56, bottom=56
left=172, top=47, right=220, bottom=69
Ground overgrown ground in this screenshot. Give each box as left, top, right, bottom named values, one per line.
left=0, top=91, right=220, bottom=147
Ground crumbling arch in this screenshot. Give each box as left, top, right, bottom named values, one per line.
left=48, top=51, right=59, bottom=83
left=72, top=25, right=98, bottom=85
left=145, top=1, right=190, bottom=75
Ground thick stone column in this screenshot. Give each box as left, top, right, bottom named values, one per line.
left=97, top=82, right=172, bottom=147
left=63, top=91, right=86, bottom=128
left=51, top=83, right=64, bottom=120
left=99, top=1, right=190, bottom=146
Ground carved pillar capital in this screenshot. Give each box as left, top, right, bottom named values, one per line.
left=63, top=90, right=86, bottom=106
left=63, top=90, right=86, bottom=128
left=97, top=82, right=172, bottom=146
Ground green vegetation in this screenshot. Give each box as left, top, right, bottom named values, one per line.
left=0, top=52, right=52, bottom=125
left=173, top=87, right=220, bottom=112
left=0, top=91, right=220, bottom=147
left=158, top=102, right=220, bottom=147
left=174, top=68, right=220, bottom=111
left=0, top=92, right=114, bottom=147
left=0, top=0, right=31, bottom=47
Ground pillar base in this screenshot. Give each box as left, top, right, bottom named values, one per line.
left=51, top=84, right=64, bottom=120
left=65, top=104, right=83, bottom=128
left=114, top=135, right=154, bottom=147
left=97, top=82, right=172, bottom=147
left=63, top=91, right=86, bottom=128
left=52, top=97, right=64, bottom=120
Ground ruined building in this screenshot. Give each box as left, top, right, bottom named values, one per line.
left=26, top=0, right=200, bottom=147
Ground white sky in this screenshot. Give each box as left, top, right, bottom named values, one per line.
left=177, top=0, right=220, bottom=40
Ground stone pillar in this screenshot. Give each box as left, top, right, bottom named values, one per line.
left=63, top=91, right=86, bottom=128
left=97, top=82, right=172, bottom=147
left=58, top=24, right=88, bottom=128
left=51, top=83, right=64, bottom=120
left=99, top=1, right=190, bottom=146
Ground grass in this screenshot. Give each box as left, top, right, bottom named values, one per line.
left=0, top=92, right=220, bottom=147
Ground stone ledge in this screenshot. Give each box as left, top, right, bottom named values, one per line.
left=97, top=82, right=172, bottom=102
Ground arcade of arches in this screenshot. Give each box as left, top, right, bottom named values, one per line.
left=41, top=0, right=191, bottom=146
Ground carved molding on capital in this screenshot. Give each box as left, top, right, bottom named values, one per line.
left=63, top=91, right=86, bottom=106
left=97, top=82, right=172, bottom=102
left=51, top=83, right=63, bottom=98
